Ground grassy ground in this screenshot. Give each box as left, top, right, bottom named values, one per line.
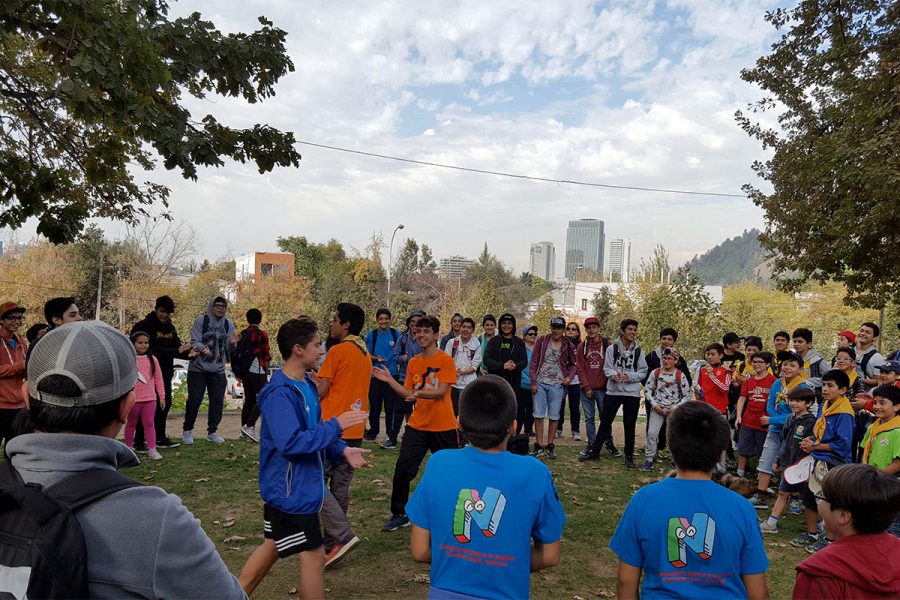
left=124, top=433, right=811, bottom=599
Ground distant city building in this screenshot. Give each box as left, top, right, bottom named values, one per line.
left=608, top=238, right=632, bottom=282
left=565, top=219, right=605, bottom=279
left=235, top=252, right=295, bottom=282
left=439, top=255, right=476, bottom=280
left=529, top=242, right=555, bottom=281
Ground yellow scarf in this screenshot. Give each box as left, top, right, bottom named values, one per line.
left=813, top=396, right=855, bottom=442
left=847, top=369, right=858, bottom=388
left=343, top=335, right=369, bottom=355
left=776, top=375, right=808, bottom=407
left=863, top=417, right=900, bottom=464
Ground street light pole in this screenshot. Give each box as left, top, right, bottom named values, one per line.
left=387, top=224, right=405, bottom=309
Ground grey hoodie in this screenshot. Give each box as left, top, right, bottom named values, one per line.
left=189, top=297, right=236, bottom=374
left=6, top=433, right=246, bottom=599
left=603, top=337, right=648, bottom=397
left=802, top=349, right=828, bottom=392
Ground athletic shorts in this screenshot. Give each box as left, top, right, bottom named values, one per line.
left=263, top=504, right=323, bottom=557
left=778, top=478, right=806, bottom=494
left=737, top=426, right=767, bottom=458
left=801, top=461, right=835, bottom=510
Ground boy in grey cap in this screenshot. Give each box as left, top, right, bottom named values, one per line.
left=6, top=321, right=246, bottom=599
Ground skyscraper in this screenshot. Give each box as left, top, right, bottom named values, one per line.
left=529, top=242, right=555, bottom=281
left=438, top=256, right=476, bottom=280
left=565, top=219, right=605, bottom=278
left=608, top=238, right=632, bottom=282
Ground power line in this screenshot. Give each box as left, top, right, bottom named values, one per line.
left=294, top=140, right=747, bottom=199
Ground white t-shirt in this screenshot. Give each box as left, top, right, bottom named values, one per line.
left=444, top=336, right=482, bottom=389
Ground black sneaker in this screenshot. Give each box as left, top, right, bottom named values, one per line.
left=156, top=438, right=181, bottom=449
left=382, top=514, right=410, bottom=532
left=134, top=441, right=148, bottom=454
left=363, top=433, right=378, bottom=442
left=604, top=442, right=622, bottom=457
left=624, top=457, right=637, bottom=469
left=578, top=444, right=593, bottom=458
left=578, top=445, right=599, bottom=462
left=546, top=444, right=557, bottom=460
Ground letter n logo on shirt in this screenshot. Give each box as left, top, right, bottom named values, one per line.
left=453, top=487, right=507, bottom=543
left=666, top=513, right=716, bottom=567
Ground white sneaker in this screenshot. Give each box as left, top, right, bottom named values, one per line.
left=240, top=425, right=259, bottom=443
left=182, top=430, right=193, bottom=445
left=573, top=432, right=582, bottom=441
left=207, top=432, right=225, bottom=444
left=148, top=448, right=163, bottom=460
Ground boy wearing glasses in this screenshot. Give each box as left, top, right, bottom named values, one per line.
left=641, top=348, right=690, bottom=471
left=793, top=464, right=900, bottom=598
left=735, top=351, right=777, bottom=478
left=0, top=302, right=27, bottom=447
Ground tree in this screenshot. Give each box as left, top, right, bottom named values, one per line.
left=1, top=1, right=300, bottom=242
left=737, top=1, right=900, bottom=307
left=463, top=278, right=503, bottom=331
left=530, top=295, right=558, bottom=332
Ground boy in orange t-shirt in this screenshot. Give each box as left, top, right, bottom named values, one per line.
left=316, top=302, right=371, bottom=564
left=373, top=315, right=460, bottom=532
left=696, top=342, right=732, bottom=415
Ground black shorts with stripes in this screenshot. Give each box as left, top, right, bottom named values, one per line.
left=263, top=504, right=323, bottom=557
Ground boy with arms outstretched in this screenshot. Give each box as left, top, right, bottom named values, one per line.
left=374, top=315, right=461, bottom=532
left=239, top=317, right=370, bottom=598
left=610, top=401, right=769, bottom=599
left=406, top=374, right=565, bottom=599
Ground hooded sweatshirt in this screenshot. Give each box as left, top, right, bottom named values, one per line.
left=0, top=329, right=27, bottom=409
left=130, top=311, right=185, bottom=380
left=575, top=336, right=608, bottom=392
left=800, top=349, right=828, bottom=394
left=529, top=331, right=577, bottom=387
left=6, top=433, right=247, bottom=599
left=483, top=314, right=528, bottom=389
left=188, top=298, right=236, bottom=374
left=793, top=533, right=900, bottom=599
left=603, top=337, right=648, bottom=397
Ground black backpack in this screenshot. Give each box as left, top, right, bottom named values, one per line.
left=0, top=460, right=141, bottom=599
left=230, top=328, right=256, bottom=378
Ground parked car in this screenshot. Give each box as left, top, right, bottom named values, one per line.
left=226, top=370, right=244, bottom=399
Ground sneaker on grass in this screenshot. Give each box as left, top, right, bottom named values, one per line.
left=604, top=442, right=622, bottom=457
left=791, top=532, right=819, bottom=548
left=624, top=457, right=637, bottom=469
left=758, top=520, right=779, bottom=534
left=325, top=535, right=360, bottom=568
left=182, top=430, right=193, bottom=445
left=156, top=438, right=180, bottom=449
left=805, top=536, right=831, bottom=554
left=207, top=432, right=225, bottom=444
left=787, top=497, right=803, bottom=515
left=545, top=444, right=557, bottom=460
left=748, top=494, right=768, bottom=510
left=147, top=448, right=163, bottom=461
left=380, top=439, right=398, bottom=450
left=240, top=425, right=259, bottom=443
left=382, top=514, right=410, bottom=532
left=640, top=460, right=654, bottom=472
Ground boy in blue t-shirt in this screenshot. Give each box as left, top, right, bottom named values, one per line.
left=406, top=374, right=566, bottom=600
left=609, top=401, right=769, bottom=599
left=239, top=317, right=370, bottom=598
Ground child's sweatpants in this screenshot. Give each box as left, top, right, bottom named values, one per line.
left=125, top=401, right=157, bottom=449
left=645, top=410, right=667, bottom=461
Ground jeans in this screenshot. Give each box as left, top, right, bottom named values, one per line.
left=557, top=383, right=581, bottom=434
left=594, top=394, right=640, bottom=458
left=368, top=377, right=399, bottom=438
left=645, top=409, right=667, bottom=461
left=183, top=370, right=227, bottom=434
left=515, top=386, right=534, bottom=435
left=533, top=382, right=565, bottom=419
left=390, top=427, right=459, bottom=516
left=580, top=389, right=604, bottom=445
left=241, top=372, right=268, bottom=428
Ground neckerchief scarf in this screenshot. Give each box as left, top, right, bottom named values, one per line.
left=863, top=416, right=900, bottom=464
left=813, top=396, right=854, bottom=442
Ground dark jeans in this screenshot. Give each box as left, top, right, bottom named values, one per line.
left=451, top=387, right=462, bottom=417
left=390, top=426, right=459, bottom=516
left=241, top=372, right=268, bottom=428
left=0, top=407, right=21, bottom=449
left=645, top=399, right=666, bottom=451
left=557, top=383, right=581, bottom=434
left=368, top=377, right=398, bottom=437
left=136, top=373, right=173, bottom=445
left=183, top=370, right=227, bottom=434
left=386, top=379, right=411, bottom=444
left=594, top=394, right=640, bottom=459
left=515, top=386, right=534, bottom=435
left=852, top=412, right=874, bottom=463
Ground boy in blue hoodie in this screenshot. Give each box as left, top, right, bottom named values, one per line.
left=239, top=317, right=370, bottom=598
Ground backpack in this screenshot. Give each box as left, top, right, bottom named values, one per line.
left=612, top=343, right=642, bottom=367
left=230, top=329, right=256, bottom=378
left=0, top=461, right=141, bottom=599
left=368, top=328, right=398, bottom=354
left=652, top=368, right=685, bottom=399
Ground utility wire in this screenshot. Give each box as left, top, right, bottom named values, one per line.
left=295, top=140, right=747, bottom=199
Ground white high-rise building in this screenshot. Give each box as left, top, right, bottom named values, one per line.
left=608, top=238, right=632, bottom=282
left=564, top=219, right=605, bottom=278
left=439, top=256, right=476, bottom=280
left=529, top=242, right=555, bottom=281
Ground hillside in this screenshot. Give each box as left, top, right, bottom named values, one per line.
left=686, top=229, right=767, bottom=285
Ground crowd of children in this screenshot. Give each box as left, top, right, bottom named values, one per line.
left=1, top=296, right=899, bottom=599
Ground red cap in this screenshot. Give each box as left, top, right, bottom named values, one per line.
left=584, top=317, right=601, bottom=327
left=838, top=330, right=857, bottom=344
left=0, top=302, right=25, bottom=319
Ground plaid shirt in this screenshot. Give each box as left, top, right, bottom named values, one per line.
left=244, top=325, right=271, bottom=371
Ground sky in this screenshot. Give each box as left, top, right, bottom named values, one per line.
left=15, top=0, right=787, bottom=275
